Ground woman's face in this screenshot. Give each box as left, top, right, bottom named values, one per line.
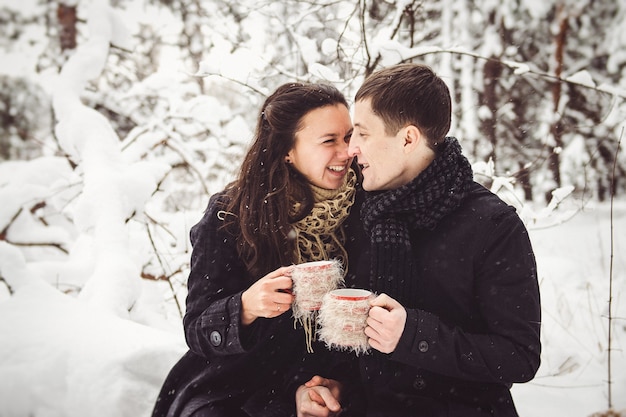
left=287, top=104, right=353, bottom=190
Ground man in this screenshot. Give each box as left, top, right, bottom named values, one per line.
left=296, top=63, right=541, bottom=417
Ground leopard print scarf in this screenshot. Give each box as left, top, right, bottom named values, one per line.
left=292, top=169, right=357, bottom=273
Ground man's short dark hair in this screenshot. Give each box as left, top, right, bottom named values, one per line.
left=355, top=63, right=451, bottom=149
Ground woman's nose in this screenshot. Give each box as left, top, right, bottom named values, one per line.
left=337, top=141, right=350, bottom=158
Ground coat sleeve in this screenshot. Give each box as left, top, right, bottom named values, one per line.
left=182, top=193, right=265, bottom=358
left=392, top=206, right=541, bottom=385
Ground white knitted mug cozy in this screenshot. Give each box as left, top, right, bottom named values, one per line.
left=291, top=259, right=344, bottom=352
left=318, top=288, right=374, bottom=356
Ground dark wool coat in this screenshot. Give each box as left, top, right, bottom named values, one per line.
left=342, top=181, right=541, bottom=417
left=151, top=189, right=365, bottom=417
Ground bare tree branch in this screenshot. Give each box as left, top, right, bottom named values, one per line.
left=606, top=127, right=622, bottom=409
left=401, top=47, right=626, bottom=99
left=145, top=222, right=183, bottom=318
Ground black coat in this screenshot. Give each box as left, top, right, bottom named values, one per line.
left=341, top=181, right=541, bottom=417
left=152, top=189, right=365, bottom=417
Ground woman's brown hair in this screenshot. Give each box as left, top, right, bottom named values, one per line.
left=222, top=82, right=349, bottom=279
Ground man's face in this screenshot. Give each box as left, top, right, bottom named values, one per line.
left=348, top=98, right=412, bottom=191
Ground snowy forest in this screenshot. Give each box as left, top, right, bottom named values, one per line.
left=1, top=0, right=625, bottom=416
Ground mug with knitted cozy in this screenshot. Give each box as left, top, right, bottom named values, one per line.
left=291, top=259, right=344, bottom=352
left=318, top=288, right=373, bottom=355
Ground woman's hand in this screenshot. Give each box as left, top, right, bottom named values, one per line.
left=296, top=376, right=342, bottom=417
left=241, top=266, right=294, bottom=325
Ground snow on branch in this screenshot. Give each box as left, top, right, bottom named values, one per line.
left=51, top=1, right=168, bottom=317
left=382, top=44, right=626, bottom=100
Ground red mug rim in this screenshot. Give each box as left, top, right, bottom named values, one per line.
left=330, top=288, right=372, bottom=301
left=294, top=260, right=335, bottom=270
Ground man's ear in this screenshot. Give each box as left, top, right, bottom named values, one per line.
left=402, top=125, right=422, bottom=154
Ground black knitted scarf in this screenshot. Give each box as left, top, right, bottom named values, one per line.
left=361, top=137, right=474, bottom=305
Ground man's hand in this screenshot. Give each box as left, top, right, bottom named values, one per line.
left=365, top=293, right=407, bottom=353
left=296, top=376, right=342, bottom=417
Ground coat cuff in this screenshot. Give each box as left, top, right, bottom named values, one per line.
left=392, top=308, right=439, bottom=366
left=199, top=291, right=249, bottom=354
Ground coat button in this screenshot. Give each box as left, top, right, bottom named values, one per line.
left=418, top=340, right=429, bottom=352
left=210, top=331, right=222, bottom=346
left=413, top=376, right=426, bottom=390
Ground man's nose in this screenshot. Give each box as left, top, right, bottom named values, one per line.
left=347, top=136, right=359, bottom=157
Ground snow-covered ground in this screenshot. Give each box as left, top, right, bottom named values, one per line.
left=1, top=200, right=625, bottom=417
left=513, top=201, right=626, bottom=417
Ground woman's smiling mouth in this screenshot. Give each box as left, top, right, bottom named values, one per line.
left=328, top=165, right=347, bottom=173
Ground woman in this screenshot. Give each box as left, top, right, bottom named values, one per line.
left=151, top=82, right=365, bottom=417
